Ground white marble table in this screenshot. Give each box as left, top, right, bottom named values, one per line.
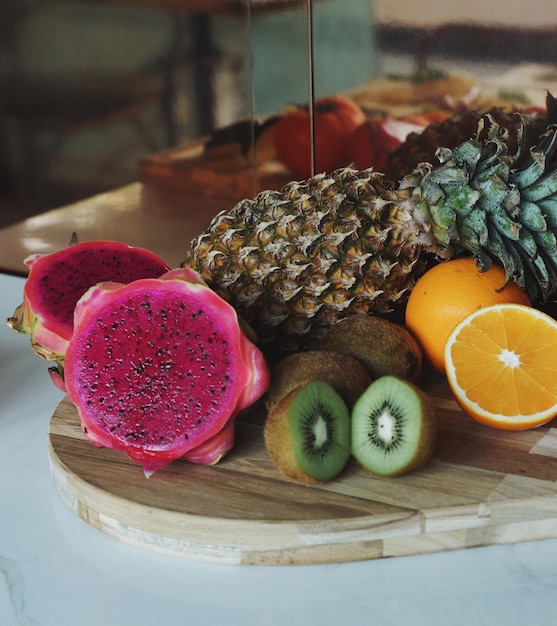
left=3, top=270, right=557, bottom=626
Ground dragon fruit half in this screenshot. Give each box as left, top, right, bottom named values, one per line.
left=63, top=268, right=270, bottom=476
left=7, top=236, right=171, bottom=386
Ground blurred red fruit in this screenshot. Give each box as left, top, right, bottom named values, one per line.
left=273, top=95, right=366, bottom=179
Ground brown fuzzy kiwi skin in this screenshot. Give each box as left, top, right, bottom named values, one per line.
left=263, top=386, right=319, bottom=485
left=266, top=350, right=372, bottom=411
left=320, top=316, right=423, bottom=383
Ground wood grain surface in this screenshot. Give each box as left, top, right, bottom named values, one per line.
left=47, top=373, right=557, bottom=565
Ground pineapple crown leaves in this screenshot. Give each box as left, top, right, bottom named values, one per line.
left=405, top=113, right=557, bottom=301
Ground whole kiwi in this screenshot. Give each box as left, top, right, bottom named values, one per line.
left=320, top=315, right=423, bottom=382
left=267, top=350, right=372, bottom=410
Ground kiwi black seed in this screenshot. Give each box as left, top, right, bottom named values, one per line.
left=351, top=375, right=436, bottom=477
left=264, top=379, right=351, bottom=484
left=320, top=315, right=423, bottom=382
left=266, top=350, right=372, bottom=411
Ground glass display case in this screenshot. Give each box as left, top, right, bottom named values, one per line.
left=140, top=0, right=557, bottom=206
left=3, top=0, right=556, bottom=217
left=139, top=0, right=377, bottom=201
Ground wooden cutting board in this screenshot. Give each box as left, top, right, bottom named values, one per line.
left=47, top=373, right=557, bottom=565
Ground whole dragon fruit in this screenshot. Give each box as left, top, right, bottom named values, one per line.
left=6, top=236, right=171, bottom=387
left=63, top=268, right=270, bottom=476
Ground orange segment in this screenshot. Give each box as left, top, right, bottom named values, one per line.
left=445, top=304, right=557, bottom=430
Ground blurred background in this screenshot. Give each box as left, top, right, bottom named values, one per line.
left=1, top=0, right=556, bottom=227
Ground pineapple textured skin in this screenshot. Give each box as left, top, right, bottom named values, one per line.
left=186, top=169, right=435, bottom=354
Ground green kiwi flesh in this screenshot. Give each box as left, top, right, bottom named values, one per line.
left=320, top=315, right=423, bottom=382
left=351, top=376, right=436, bottom=477
left=264, top=379, right=351, bottom=483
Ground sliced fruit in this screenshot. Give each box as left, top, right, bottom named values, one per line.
left=6, top=236, right=171, bottom=368
left=63, top=269, right=270, bottom=476
left=264, top=379, right=351, bottom=484
left=351, top=376, right=437, bottom=476
left=445, top=303, right=557, bottom=430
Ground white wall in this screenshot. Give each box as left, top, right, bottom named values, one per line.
left=374, top=0, right=557, bottom=28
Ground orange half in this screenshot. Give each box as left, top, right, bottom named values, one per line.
left=444, top=304, right=557, bottom=430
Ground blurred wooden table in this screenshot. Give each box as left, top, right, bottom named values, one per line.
left=0, top=115, right=291, bottom=277
left=0, top=183, right=230, bottom=276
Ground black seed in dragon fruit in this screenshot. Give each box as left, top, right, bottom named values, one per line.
left=63, top=268, right=270, bottom=476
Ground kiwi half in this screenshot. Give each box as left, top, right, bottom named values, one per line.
left=320, top=315, right=423, bottom=382
left=264, top=379, right=351, bottom=484
left=267, top=350, right=372, bottom=410
left=351, top=376, right=436, bottom=477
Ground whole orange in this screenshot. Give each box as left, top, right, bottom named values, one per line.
left=404, top=257, right=531, bottom=374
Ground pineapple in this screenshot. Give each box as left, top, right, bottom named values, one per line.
left=184, top=114, right=557, bottom=357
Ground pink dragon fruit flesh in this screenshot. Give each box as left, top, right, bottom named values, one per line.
left=6, top=236, right=171, bottom=370
left=63, top=269, right=270, bottom=476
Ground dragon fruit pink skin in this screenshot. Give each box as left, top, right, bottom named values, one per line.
left=6, top=238, right=171, bottom=367
left=182, top=417, right=236, bottom=465
left=63, top=269, right=270, bottom=476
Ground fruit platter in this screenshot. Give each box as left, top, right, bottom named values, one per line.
left=46, top=372, right=557, bottom=565
left=8, top=79, right=557, bottom=565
